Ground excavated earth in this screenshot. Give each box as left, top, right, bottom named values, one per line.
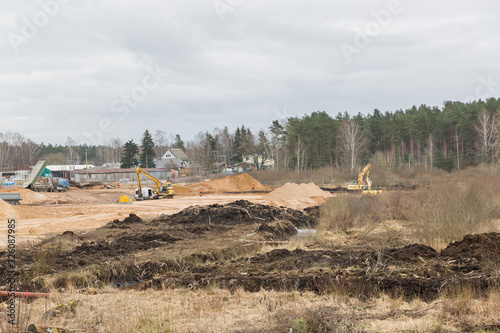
left=0, top=201, right=499, bottom=301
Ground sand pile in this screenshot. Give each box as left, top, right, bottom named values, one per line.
left=265, top=182, right=332, bottom=210
left=172, top=184, right=194, bottom=194
left=0, top=199, right=19, bottom=219
left=188, top=173, right=270, bottom=193
left=0, top=188, right=47, bottom=204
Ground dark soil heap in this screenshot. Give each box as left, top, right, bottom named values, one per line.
left=155, top=200, right=316, bottom=228
left=441, top=232, right=500, bottom=262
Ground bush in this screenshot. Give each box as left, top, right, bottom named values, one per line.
left=380, top=191, right=415, bottom=221
left=408, top=179, right=499, bottom=248
left=319, top=194, right=387, bottom=234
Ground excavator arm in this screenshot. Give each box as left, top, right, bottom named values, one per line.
left=136, top=166, right=162, bottom=196
left=347, top=163, right=372, bottom=191
left=136, top=166, right=174, bottom=199
left=358, top=163, right=371, bottom=186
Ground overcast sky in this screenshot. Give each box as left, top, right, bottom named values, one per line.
left=1, top=0, right=500, bottom=145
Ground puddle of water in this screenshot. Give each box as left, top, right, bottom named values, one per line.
left=296, top=229, right=317, bottom=237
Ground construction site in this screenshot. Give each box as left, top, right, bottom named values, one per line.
left=1, top=162, right=500, bottom=332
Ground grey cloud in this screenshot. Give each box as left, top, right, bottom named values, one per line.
left=1, top=0, right=499, bottom=144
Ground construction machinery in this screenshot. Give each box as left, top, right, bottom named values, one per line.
left=32, top=177, right=70, bottom=192
left=135, top=166, right=174, bottom=200
left=347, top=163, right=381, bottom=194
left=348, top=163, right=372, bottom=191
left=23, top=160, right=47, bottom=190
left=0, top=193, right=22, bottom=205
left=23, top=160, right=70, bottom=192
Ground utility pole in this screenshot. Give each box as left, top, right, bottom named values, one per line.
left=212, top=151, right=219, bottom=175
left=85, top=148, right=88, bottom=183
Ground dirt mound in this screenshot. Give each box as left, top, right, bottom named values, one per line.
left=73, top=233, right=181, bottom=258
left=257, top=221, right=298, bottom=240
left=267, top=183, right=332, bottom=201
left=385, top=243, right=437, bottom=263
left=265, top=182, right=332, bottom=209
left=440, top=232, right=500, bottom=263
left=0, top=188, right=47, bottom=204
left=188, top=173, right=270, bottom=193
left=157, top=200, right=316, bottom=228
left=0, top=199, right=19, bottom=219
left=106, top=213, right=143, bottom=229
left=172, top=184, right=194, bottom=194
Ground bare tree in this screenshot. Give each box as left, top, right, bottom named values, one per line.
left=21, top=139, right=40, bottom=167
left=66, top=137, right=76, bottom=167
left=153, top=130, right=169, bottom=158
left=338, top=120, right=364, bottom=172
left=214, top=127, right=233, bottom=167
left=190, top=131, right=214, bottom=172
left=248, top=130, right=271, bottom=170
left=475, top=109, right=496, bottom=164
left=109, top=138, right=123, bottom=163
left=293, top=135, right=306, bottom=175
left=425, top=133, right=435, bottom=170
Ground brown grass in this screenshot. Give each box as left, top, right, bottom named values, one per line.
left=379, top=191, right=416, bottom=221
left=407, top=178, right=500, bottom=249
left=2, top=287, right=499, bottom=332
left=318, top=194, right=387, bottom=235
left=31, top=248, right=57, bottom=276
left=250, top=164, right=451, bottom=188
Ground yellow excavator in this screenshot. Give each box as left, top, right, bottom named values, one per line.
left=347, top=163, right=382, bottom=195
left=135, top=166, right=174, bottom=200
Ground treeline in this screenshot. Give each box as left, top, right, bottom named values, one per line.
left=1, top=98, right=499, bottom=173
left=0, top=135, right=123, bottom=170
left=186, top=98, right=500, bottom=173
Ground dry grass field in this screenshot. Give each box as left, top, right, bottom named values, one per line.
left=1, top=170, right=500, bottom=332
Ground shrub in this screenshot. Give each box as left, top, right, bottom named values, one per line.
left=408, top=180, right=499, bottom=248
left=380, top=191, right=415, bottom=221
left=319, top=194, right=387, bottom=234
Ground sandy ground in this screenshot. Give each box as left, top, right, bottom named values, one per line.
left=0, top=190, right=267, bottom=248
left=0, top=174, right=331, bottom=248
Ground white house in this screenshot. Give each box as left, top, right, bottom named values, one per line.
left=242, top=155, right=275, bottom=170
left=154, top=149, right=191, bottom=170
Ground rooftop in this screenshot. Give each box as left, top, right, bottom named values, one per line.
left=72, top=168, right=169, bottom=174
left=170, top=149, right=190, bottom=160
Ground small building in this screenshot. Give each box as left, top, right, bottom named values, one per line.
left=72, top=168, right=171, bottom=184
left=154, top=149, right=191, bottom=170
left=242, top=155, right=275, bottom=170
left=100, top=162, right=121, bottom=169
left=47, top=164, right=95, bottom=179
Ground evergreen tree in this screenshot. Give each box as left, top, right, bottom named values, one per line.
left=269, top=120, right=285, bottom=171
left=436, top=150, right=455, bottom=172
left=120, top=140, right=139, bottom=168
left=173, top=134, right=186, bottom=150
left=233, top=126, right=244, bottom=162
left=140, top=130, right=156, bottom=168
